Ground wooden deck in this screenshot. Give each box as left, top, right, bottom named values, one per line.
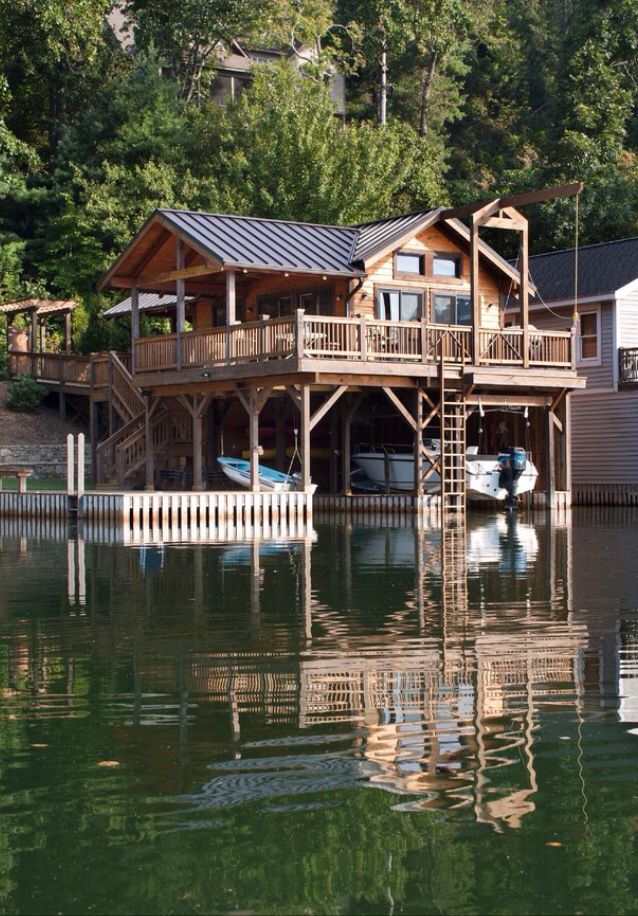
left=8, top=350, right=91, bottom=389
left=130, top=313, right=575, bottom=391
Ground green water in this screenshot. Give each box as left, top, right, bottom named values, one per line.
left=1, top=510, right=638, bottom=915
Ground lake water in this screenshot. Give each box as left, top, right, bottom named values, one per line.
left=1, top=509, right=638, bottom=914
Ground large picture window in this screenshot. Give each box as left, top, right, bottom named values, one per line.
left=376, top=289, right=423, bottom=321
left=578, top=310, right=600, bottom=362
left=432, top=292, right=471, bottom=325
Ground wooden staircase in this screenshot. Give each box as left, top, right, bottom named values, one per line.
left=94, top=353, right=191, bottom=487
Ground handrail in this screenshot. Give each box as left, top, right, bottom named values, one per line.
left=131, top=314, right=574, bottom=373
left=109, top=350, right=145, bottom=420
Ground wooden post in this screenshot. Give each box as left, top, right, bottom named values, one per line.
left=329, top=408, right=338, bottom=494
left=300, top=384, right=311, bottom=491
left=414, top=387, right=423, bottom=496
left=519, top=224, right=529, bottom=368
left=564, top=393, right=572, bottom=496
left=130, top=287, right=140, bottom=374
left=546, top=407, right=555, bottom=506
left=77, top=433, right=85, bottom=498
left=66, top=434, right=75, bottom=496
left=30, top=309, right=38, bottom=377
left=295, top=308, right=305, bottom=361
left=39, top=317, right=47, bottom=353
left=145, top=399, right=154, bottom=491
left=176, top=240, right=185, bottom=370
left=59, top=392, right=66, bottom=421
left=342, top=398, right=351, bottom=495
left=470, top=215, right=480, bottom=365
left=226, top=269, right=236, bottom=325
left=275, top=403, right=287, bottom=471
left=89, top=398, right=98, bottom=484
left=249, top=392, right=259, bottom=492
left=64, top=311, right=72, bottom=353
left=192, top=395, right=204, bottom=491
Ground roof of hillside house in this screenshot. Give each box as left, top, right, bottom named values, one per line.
left=0, top=298, right=77, bottom=315
left=529, top=237, right=638, bottom=302
left=103, top=292, right=194, bottom=319
left=100, top=207, right=525, bottom=292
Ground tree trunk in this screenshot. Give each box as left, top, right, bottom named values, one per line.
left=377, top=32, right=387, bottom=125
left=418, top=51, right=438, bottom=137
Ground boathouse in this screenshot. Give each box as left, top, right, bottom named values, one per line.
left=3, top=185, right=585, bottom=515
left=527, top=237, right=638, bottom=505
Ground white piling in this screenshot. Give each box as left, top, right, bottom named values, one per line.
left=77, top=434, right=85, bottom=498
left=66, top=434, right=75, bottom=495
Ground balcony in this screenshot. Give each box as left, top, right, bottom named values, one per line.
left=133, top=312, right=573, bottom=380
left=619, top=348, right=638, bottom=385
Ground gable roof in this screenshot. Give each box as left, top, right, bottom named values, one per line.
left=529, top=237, right=638, bottom=302
left=158, top=209, right=361, bottom=277
left=352, top=209, right=439, bottom=262
left=103, top=292, right=195, bottom=319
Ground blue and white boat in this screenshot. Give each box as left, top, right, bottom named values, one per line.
left=217, top=457, right=316, bottom=493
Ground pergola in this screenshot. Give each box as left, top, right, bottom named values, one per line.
left=0, top=298, right=77, bottom=368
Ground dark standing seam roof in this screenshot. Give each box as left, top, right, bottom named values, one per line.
left=352, top=209, right=438, bottom=262
left=103, top=292, right=194, bottom=318
left=528, top=237, right=638, bottom=302
left=158, top=210, right=362, bottom=276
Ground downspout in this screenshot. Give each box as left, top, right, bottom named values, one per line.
left=345, top=277, right=365, bottom=317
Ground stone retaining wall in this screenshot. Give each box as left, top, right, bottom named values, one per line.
left=0, top=445, right=91, bottom=478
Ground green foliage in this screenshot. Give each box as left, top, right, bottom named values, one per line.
left=4, top=374, right=44, bottom=411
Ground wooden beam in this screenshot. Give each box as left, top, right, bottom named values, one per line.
left=253, top=385, right=272, bottom=415
left=192, top=395, right=205, bottom=491
left=285, top=384, right=301, bottom=410
left=382, top=386, right=416, bottom=431
left=128, top=228, right=171, bottom=278
left=550, top=411, right=564, bottom=434
left=440, top=182, right=584, bottom=221
left=234, top=386, right=250, bottom=414
left=248, top=391, right=259, bottom=492
left=139, top=263, right=221, bottom=285
left=470, top=215, right=480, bottom=363
left=309, top=385, right=348, bottom=432
left=300, top=384, right=311, bottom=491
left=226, top=270, right=236, bottom=324
left=130, top=287, right=140, bottom=374
left=520, top=223, right=529, bottom=368
left=479, top=215, right=528, bottom=231
left=196, top=393, right=214, bottom=419
left=414, top=386, right=423, bottom=496
left=465, top=393, right=551, bottom=407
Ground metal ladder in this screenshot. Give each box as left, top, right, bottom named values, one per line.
left=439, top=359, right=467, bottom=512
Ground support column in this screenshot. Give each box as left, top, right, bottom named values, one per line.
left=519, top=224, right=529, bottom=368
left=226, top=270, right=236, bottom=324
left=39, top=317, right=47, bottom=353
left=414, top=387, right=423, bottom=496
left=175, top=240, right=185, bottom=370
left=329, top=408, right=339, bottom=494
left=192, top=395, right=204, bottom=491
left=145, top=398, right=155, bottom=491
left=64, top=311, right=72, bottom=353
left=341, top=398, right=351, bottom=495
left=564, top=393, right=572, bottom=496
left=130, top=287, right=140, bottom=374
left=89, top=398, right=98, bottom=483
left=30, top=309, right=38, bottom=376
left=248, top=392, right=260, bottom=493
left=470, top=214, right=481, bottom=364
left=300, top=384, right=311, bottom=491
left=546, top=407, right=555, bottom=506
left=275, top=403, right=287, bottom=471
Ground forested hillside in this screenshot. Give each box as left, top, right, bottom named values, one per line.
left=1, top=0, right=637, bottom=351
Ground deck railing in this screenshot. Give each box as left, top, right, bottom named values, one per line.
left=132, top=312, right=573, bottom=376
left=619, top=347, right=638, bottom=384
left=7, top=350, right=91, bottom=385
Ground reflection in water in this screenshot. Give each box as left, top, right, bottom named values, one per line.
left=4, top=509, right=638, bottom=913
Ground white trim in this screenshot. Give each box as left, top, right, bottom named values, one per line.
left=577, top=305, right=601, bottom=367
left=508, top=293, right=610, bottom=313
left=614, top=277, right=638, bottom=298
left=612, top=292, right=619, bottom=389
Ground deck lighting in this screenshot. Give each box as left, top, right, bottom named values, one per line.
left=202, top=370, right=212, bottom=378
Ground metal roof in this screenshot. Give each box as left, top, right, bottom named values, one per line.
left=528, top=237, right=638, bottom=302
left=103, top=292, right=194, bottom=318
left=158, top=209, right=363, bottom=277
left=0, top=298, right=77, bottom=315
left=352, top=209, right=438, bottom=263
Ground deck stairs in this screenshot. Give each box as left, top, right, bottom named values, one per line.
left=94, top=353, right=191, bottom=486
left=439, top=360, right=467, bottom=513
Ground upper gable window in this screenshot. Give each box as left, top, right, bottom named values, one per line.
left=432, top=253, right=461, bottom=277
left=394, top=251, right=425, bottom=276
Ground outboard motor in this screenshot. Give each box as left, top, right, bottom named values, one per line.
left=498, top=446, right=527, bottom=510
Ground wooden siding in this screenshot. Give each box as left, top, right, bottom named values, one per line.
left=350, top=224, right=505, bottom=329
left=571, top=390, right=638, bottom=485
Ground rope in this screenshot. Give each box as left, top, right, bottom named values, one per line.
left=286, top=428, right=300, bottom=479
left=573, top=189, right=580, bottom=326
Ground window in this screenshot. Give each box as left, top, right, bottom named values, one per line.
left=432, top=253, right=461, bottom=277
left=257, top=294, right=294, bottom=318
left=210, top=300, right=245, bottom=326
left=432, top=292, right=471, bottom=325
left=299, top=288, right=332, bottom=315
left=394, top=250, right=425, bottom=276
left=579, top=310, right=599, bottom=361
left=377, top=289, right=423, bottom=321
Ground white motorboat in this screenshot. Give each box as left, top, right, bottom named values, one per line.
left=352, top=444, right=537, bottom=503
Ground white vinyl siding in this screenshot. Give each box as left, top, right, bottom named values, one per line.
left=571, top=390, right=638, bottom=485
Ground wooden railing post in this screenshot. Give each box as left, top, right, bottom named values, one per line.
left=295, top=309, right=305, bottom=361
left=420, top=318, right=427, bottom=364
left=360, top=315, right=367, bottom=361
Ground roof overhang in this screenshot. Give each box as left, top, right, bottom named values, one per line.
left=0, top=298, right=77, bottom=316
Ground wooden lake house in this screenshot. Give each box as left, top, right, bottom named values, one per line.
left=526, top=237, right=638, bottom=505
left=2, top=184, right=585, bottom=514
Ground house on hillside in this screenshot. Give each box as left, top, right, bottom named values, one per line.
left=526, top=237, right=638, bottom=504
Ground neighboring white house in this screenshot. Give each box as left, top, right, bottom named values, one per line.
left=527, top=237, right=638, bottom=503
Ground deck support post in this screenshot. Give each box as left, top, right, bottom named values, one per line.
left=130, top=287, right=140, bottom=374
left=192, top=395, right=204, bottom=491
left=300, top=384, right=311, bottom=492
left=341, top=398, right=352, bottom=495
left=30, top=309, right=37, bottom=376
left=414, top=387, right=424, bottom=496
left=64, top=311, right=72, bottom=354
left=329, top=408, right=339, bottom=494
left=275, top=403, right=287, bottom=471
left=175, top=240, right=185, bottom=371
left=546, top=407, right=555, bottom=505
left=144, top=397, right=155, bottom=491
left=226, top=270, right=236, bottom=325
left=248, top=392, right=260, bottom=492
